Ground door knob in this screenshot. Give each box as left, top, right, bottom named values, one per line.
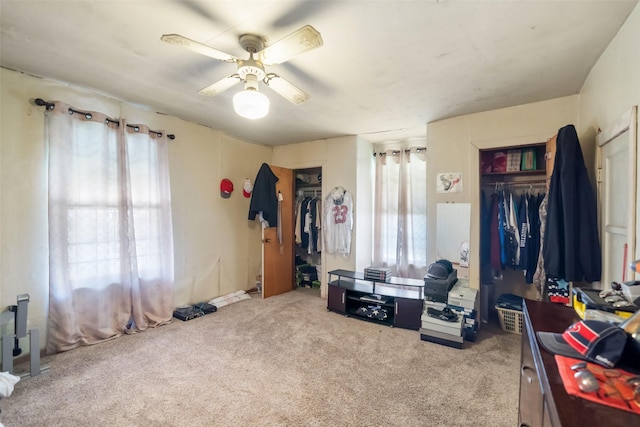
left=263, top=238, right=271, bottom=243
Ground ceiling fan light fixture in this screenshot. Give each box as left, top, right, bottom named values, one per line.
left=233, top=88, right=270, bottom=120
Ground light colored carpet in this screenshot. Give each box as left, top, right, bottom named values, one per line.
left=1, top=288, right=521, bottom=426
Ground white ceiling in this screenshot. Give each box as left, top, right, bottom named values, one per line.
left=1, top=1, right=637, bottom=145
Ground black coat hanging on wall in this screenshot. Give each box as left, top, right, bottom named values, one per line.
left=543, top=124, right=601, bottom=283
left=248, top=163, right=279, bottom=227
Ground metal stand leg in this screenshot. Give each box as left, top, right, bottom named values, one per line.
left=29, top=329, right=40, bottom=377
left=2, top=295, right=48, bottom=378
left=2, top=334, right=13, bottom=373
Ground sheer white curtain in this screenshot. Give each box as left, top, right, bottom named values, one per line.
left=46, top=102, right=174, bottom=354
left=373, top=147, right=427, bottom=279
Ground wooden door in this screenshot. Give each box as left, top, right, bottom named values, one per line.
left=262, top=165, right=294, bottom=298
left=597, top=106, right=637, bottom=285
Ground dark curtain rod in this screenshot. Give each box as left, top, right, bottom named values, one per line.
left=34, top=98, right=175, bottom=140
left=373, top=147, right=426, bottom=157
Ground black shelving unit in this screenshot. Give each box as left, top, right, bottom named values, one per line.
left=327, top=269, right=424, bottom=330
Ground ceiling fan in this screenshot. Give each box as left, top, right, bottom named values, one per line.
left=161, top=25, right=323, bottom=119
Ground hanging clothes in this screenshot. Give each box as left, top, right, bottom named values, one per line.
left=294, top=196, right=304, bottom=244
left=480, top=190, right=494, bottom=284
left=500, top=190, right=519, bottom=269
left=533, top=194, right=549, bottom=297
left=308, top=197, right=320, bottom=254
left=314, top=198, right=323, bottom=253
left=498, top=192, right=508, bottom=267
left=543, top=125, right=602, bottom=283
left=508, top=193, right=520, bottom=266
left=486, top=186, right=545, bottom=277
left=489, top=192, right=502, bottom=273
left=294, top=196, right=322, bottom=255
left=523, top=192, right=544, bottom=283
left=517, top=193, right=529, bottom=270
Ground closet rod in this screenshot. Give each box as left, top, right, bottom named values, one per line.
left=498, top=180, right=546, bottom=185
left=483, top=178, right=546, bottom=186
left=487, top=181, right=547, bottom=190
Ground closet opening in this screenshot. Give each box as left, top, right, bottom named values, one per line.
left=479, top=143, right=548, bottom=323
left=294, top=166, right=323, bottom=297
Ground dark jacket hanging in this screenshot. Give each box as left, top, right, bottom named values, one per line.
left=543, top=125, right=601, bottom=282
left=248, top=163, right=279, bottom=227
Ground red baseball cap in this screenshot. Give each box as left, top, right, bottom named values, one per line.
left=220, top=178, right=233, bottom=198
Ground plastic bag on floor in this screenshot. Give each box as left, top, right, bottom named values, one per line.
left=0, top=371, right=20, bottom=397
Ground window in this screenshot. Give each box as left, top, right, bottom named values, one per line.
left=373, top=147, right=427, bottom=279
left=46, top=101, right=174, bottom=353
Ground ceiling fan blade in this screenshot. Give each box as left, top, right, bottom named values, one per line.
left=263, top=73, right=309, bottom=105
left=199, top=75, right=242, bottom=97
left=258, top=25, right=323, bottom=65
left=161, top=34, right=238, bottom=63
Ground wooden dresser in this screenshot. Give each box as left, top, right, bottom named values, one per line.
left=519, top=300, right=640, bottom=426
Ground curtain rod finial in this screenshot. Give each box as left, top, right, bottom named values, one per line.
left=34, top=98, right=55, bottom=110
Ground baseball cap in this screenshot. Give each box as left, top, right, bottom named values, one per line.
left=242, top=178, right=253, bottom=198
left=536, top=320, right=628, bottom=368
left=426, top=260, right=454, bottom=280
left=220, top=178, right=233, bottom=198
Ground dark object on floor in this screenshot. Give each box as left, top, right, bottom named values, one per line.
left=427, top=307, right=458, bottom=322
left=173, top=306, right=201, bottom=321
left=463, top=325, right=477, bottom=342
left=193, top=302, right=217, bottom=315
left=173, top=303, right=217, bottom=321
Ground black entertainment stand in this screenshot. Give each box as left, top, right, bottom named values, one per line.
left=327, top=269, right=424, bottom=330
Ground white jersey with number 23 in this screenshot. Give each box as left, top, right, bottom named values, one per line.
left=323, top=188, right=353, bottom=256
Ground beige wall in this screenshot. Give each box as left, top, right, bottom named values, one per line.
left=0, top=68, right=271, bottom=353
left=578, top=2, right=640, bottom=263
left=272, top=135, right=373, bottom=297
left=579, top=3, right=640, bottom=141
left=426, top=95, right=580, bottom=297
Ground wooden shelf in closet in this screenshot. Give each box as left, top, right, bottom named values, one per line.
left=480, top=143, right=547, bottom=184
